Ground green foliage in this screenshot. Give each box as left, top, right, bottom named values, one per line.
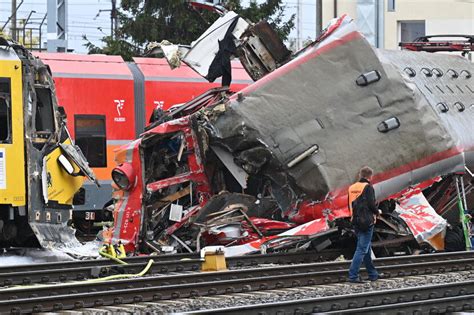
left=84, top=0, right=294, bottom=59
left=83, top=35, right=140, bottom=61
left=119, top=0, right=217, bottom=45
left=227, top=0, right=294, bottom=40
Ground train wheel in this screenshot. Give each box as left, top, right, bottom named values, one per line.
left=445, top=223, right=465, bottom=251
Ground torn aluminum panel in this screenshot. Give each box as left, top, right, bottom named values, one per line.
left=108, top=15, right=474, bottom=257
left=203, top=15, right=474, bottom=223
left=151, top=9, right=291, bottom=83
left=188, top=0, right=228, bottom=15
left=158, top=40, right=184, bottom=69
left=211, top=145, right=248, bottom=189
left=219, top=218, right=331, bottom=257
left=30, top=222, right=101, bottom=257
left=238, top=21, right=291, bottom=81
left=395, top=191, right=447, bottom=250
left=183, top=11, right=249, bottom=79
left=59, top=143, right=99, bottom=186
left=146, top=40, right=190, bottom=69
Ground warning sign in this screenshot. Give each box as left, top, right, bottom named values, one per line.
left=0, top=148, right=5, bottom=189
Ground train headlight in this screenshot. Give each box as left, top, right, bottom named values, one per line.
left=112, top=163, right=135, bottom=190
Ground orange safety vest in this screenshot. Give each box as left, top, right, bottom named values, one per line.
left=348, top=182, right=369, bottom=217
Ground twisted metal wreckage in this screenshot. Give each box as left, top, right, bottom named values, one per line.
left=0, top=37, right=98, bottom=249
left=105, top=9, right=474, bottom=257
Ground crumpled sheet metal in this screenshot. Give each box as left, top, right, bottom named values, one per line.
left=203, top=16, right=473, bottom=221
left=159, top=40, right=182, bottom=69
left=395, top=191, right=447, bottom=250
left=183, top=11, right=249, bottom=78
left=222, top=218, right=330, bottom=257
left=109, top=139, right=143, bottom=248
left=30, top=222, right=101, bottom=257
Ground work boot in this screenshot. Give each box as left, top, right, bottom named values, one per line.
left=368, top=272, right=384, bottom=282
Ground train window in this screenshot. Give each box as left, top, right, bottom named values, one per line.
left=0, top=78, right=12, bottom=144
left=35, top=87, right=55, bottom=133
left=75, top=115, right=107, bottom=167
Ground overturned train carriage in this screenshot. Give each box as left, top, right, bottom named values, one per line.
left=108, top=17, right=474, bottom=256
left=0, top=38, right=97, bottom=248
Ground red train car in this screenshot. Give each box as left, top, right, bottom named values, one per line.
left=35, top=52, right=252, bottom=233
left=134, top=58, right=251, bottom=120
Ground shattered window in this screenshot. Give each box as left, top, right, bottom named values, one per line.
left=144, top=132, right=189, bottom=184
left=0, top=78, right=11, bottom=144
left=74, top=115, right=107, bottom=167
left=35, top=87, right=55, bottom=134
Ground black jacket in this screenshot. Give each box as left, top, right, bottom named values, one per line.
left=358, top=178, right=378, bottom=216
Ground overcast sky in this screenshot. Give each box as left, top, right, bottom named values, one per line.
left=0, top=0, right=317, bottom=53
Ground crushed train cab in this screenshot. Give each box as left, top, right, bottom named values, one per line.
left=106, top=13, right=474, bottom=257
left=0, top=37, right=97, bottom=248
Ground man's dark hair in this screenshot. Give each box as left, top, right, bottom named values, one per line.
left=359, top=166, right=373, bottom=179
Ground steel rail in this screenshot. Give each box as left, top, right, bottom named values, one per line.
left=331, top=294, right=474, bottom=314
left=1, top=255, right=473, bottom=313
left=0, top=250, right=340, bottom=286
left=0, top=249, right=471, bottom=287
left=0, top=249, right=343, bottom=273
left=0, top=250, right=472, bottom=287
left=189, top=280, right=474, bottom=314
left=1, top=248, right=471, bottom=275
left=3, top=254, right=474, bottom=300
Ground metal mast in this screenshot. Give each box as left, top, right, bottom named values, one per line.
left=11, top=0, right=17, bottom=41
left=297, top=0, right=302, bottom=50
left=316, top=0, right=322, bottom=37
left=47, top=0, right=68, bottom=52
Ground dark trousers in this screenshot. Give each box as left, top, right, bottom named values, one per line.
left=349, top=225, right=378, bottom=281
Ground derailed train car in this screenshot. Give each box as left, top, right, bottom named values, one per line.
left=105, top=14, right=474, bottom=257
left=0, top=37, right=97, bottom=248
left=34, top=53, right=251, bottom=236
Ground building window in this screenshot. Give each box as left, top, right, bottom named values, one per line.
left=388, top=0, right=395, bottom=12
left=400, top=21, right=426, bottom=42
left=0, top=78, right=11, bottom=144
left=75, top=115, right=107, bottom=167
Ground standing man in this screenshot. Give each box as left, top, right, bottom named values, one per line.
left=348, top=166, right=380, bottom=283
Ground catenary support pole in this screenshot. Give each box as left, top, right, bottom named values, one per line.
left=316, top=0, right=322, bottom=37
left=11, top=0, right=17, bottom=41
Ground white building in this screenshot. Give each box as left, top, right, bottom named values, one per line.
left=319, top=0, right=473, bottom=55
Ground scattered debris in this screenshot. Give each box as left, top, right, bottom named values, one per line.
left=107, top=13, right=474, bottom=257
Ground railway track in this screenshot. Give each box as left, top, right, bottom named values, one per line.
left=1, top=251, right=473, bottom=314
left=187, top=277, right=474, bottom=314
left=0, top=249, right=472, bottom=287
left=0, top=249, right=340, bottom=286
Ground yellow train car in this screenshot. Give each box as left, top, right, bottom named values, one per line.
left=0, top=37, right=97, bottom=247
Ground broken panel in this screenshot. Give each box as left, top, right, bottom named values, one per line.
left=108, top=15, right=474, bottom=257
